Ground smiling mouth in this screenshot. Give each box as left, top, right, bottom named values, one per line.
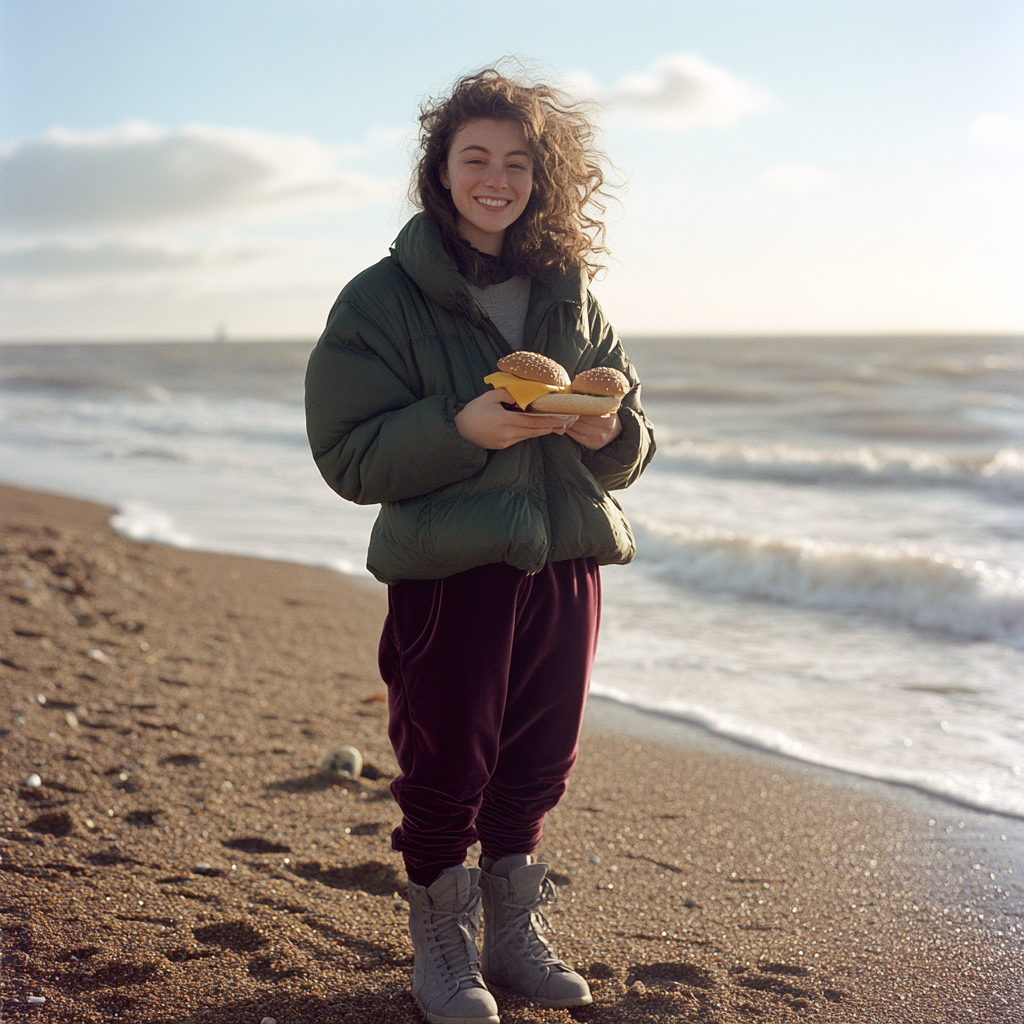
left=475, top=197, right=511, bottom=208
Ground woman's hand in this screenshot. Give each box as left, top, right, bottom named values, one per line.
left=567, top=413, right=622, bottom=451
left=455, top=388, right=578, bottom=450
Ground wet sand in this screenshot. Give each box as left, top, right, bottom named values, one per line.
left=2, top=483, right=1021, bottom=1023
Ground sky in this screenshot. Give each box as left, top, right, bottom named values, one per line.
left=0, top=0, right=1022, bottom=340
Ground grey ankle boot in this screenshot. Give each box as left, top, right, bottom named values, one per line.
left=480, top=855, right=592, bottom=1009
left=406, top=865, right=500, bottom=1024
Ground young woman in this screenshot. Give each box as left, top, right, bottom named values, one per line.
left=306, top=68, right=655, bottom=1024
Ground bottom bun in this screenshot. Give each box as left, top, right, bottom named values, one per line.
left=529, top=393, right=621, bottom=415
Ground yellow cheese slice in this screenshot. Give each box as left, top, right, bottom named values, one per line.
left=483, top=371, right=567, bottom=410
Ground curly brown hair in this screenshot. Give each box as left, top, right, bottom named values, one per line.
left=413, top=66, right=613, bottom=282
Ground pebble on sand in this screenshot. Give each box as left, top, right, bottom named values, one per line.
left=319, top=744, right=363, bottom=780
left=25, top=774, right=42, bottom=788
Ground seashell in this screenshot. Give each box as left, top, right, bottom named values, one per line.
left=319, top=745, right=363, bottom=780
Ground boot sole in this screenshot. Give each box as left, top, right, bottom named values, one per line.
left=527, top=993, right=593, bottom=1009
left=421, top=1015, right=500, bottom=1024
left=483, top=982, right=593, bottom=1010
left=416, top=999, right=500, bottom=1024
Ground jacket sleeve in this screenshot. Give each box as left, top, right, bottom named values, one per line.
left=578, top=297, right=656, bottom=490
left=305, top=302, right=488, bottom=505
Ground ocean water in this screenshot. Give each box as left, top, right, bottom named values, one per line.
left=2, top=336, right=1022, bottom=818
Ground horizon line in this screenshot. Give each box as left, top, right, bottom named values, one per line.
left=2, top=330, right=1023, bottom=346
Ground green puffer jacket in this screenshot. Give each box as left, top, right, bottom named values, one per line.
left=305, top=214, right=655, bottom=585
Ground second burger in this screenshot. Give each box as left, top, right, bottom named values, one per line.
left=484, top=352, right=630, bottom=416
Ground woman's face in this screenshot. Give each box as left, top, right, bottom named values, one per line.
left=439, top=118, right=534, bottom=257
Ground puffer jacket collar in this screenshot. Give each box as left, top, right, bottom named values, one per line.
left=390, top=214, right=588, bottom=334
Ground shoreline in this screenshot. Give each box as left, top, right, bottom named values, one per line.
left=586, top=695, right=1024, bottom=830
left=2, top=483, right=1022, bottom=1022
left=584, top=696, right=1024, bottom=898
left=8, top=475, right=1021, bottom=828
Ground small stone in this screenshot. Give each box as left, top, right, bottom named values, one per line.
left=25, top=774, right=42, bottom=788
left=35, top=694, right=46, bottom=705
left=87, top=648, right=111, bottom=664
left=588, top=856, right=601, bottom=864
left=27, top=995, right=46, bottom=1004
left=261, top=1018, right=277, bottom=1024
left=319, top=745, right=362, bottom=780
left=194, top=862, right=212, bottom=875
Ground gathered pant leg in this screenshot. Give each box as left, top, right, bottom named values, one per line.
left=378, top=558, right=601, bottom=886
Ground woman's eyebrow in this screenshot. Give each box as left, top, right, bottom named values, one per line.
left=457, top=144, right=532, bottom=159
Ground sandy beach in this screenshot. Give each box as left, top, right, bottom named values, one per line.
left=2, top=483, right=1021, bottom=1023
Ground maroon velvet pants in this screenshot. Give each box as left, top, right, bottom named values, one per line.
left=378, top=558, right=601, bottom=886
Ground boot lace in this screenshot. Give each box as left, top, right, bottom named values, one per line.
left=425, top=887, right=485, bottom=991
left=507, top=877, right=566, bottom=968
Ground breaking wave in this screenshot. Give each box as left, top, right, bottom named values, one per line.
left=635, top=520, right=1024, bottom=646
left=655, top=440, right=1024, bottom=499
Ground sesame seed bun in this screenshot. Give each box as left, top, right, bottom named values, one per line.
left=570, top=367, right=630, bottom=398
left=496, top=352, right=571, bottom=389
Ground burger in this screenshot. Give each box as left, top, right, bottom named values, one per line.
left=484, top=352, right=630, bottom=416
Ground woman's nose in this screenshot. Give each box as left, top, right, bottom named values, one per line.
left=483, top=164, right=507, bottom=188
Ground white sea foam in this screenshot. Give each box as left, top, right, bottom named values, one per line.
left=634, top=520, right=1024, bottom=645
left=110, top=501, right=195, bottom=548
left=655, top=440, right=1024, bottom=498
left=586, top=684, right=1024, bottom=818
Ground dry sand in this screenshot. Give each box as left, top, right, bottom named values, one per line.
left=2, top=483, right=1021, bottom=1023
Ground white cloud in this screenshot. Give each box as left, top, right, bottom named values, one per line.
left=968, top=113, right=1024, bottom=151
left=760, top=163, right=832, bottom=189
left=0, top=240, right=272, bottom=276
left=579, top=54, right=773, bottom=129
left=0, top=121, right=389, bottom=233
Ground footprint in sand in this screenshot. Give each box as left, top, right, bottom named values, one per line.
left=26, top=810, right=74, bottom=837
left=290, top=859, right=403, bottom=896
left=222, top=836, right=291, bottom=854
left=159, top=753, right=202, bottom=766
left=626, top=962, right=716, bottom=990
left=192, top=921, right=269, bottom=952
left=345, top=822, right=383, bottom=837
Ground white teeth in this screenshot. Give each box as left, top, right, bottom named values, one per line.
left=476, top=197, right=510, bottom=208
